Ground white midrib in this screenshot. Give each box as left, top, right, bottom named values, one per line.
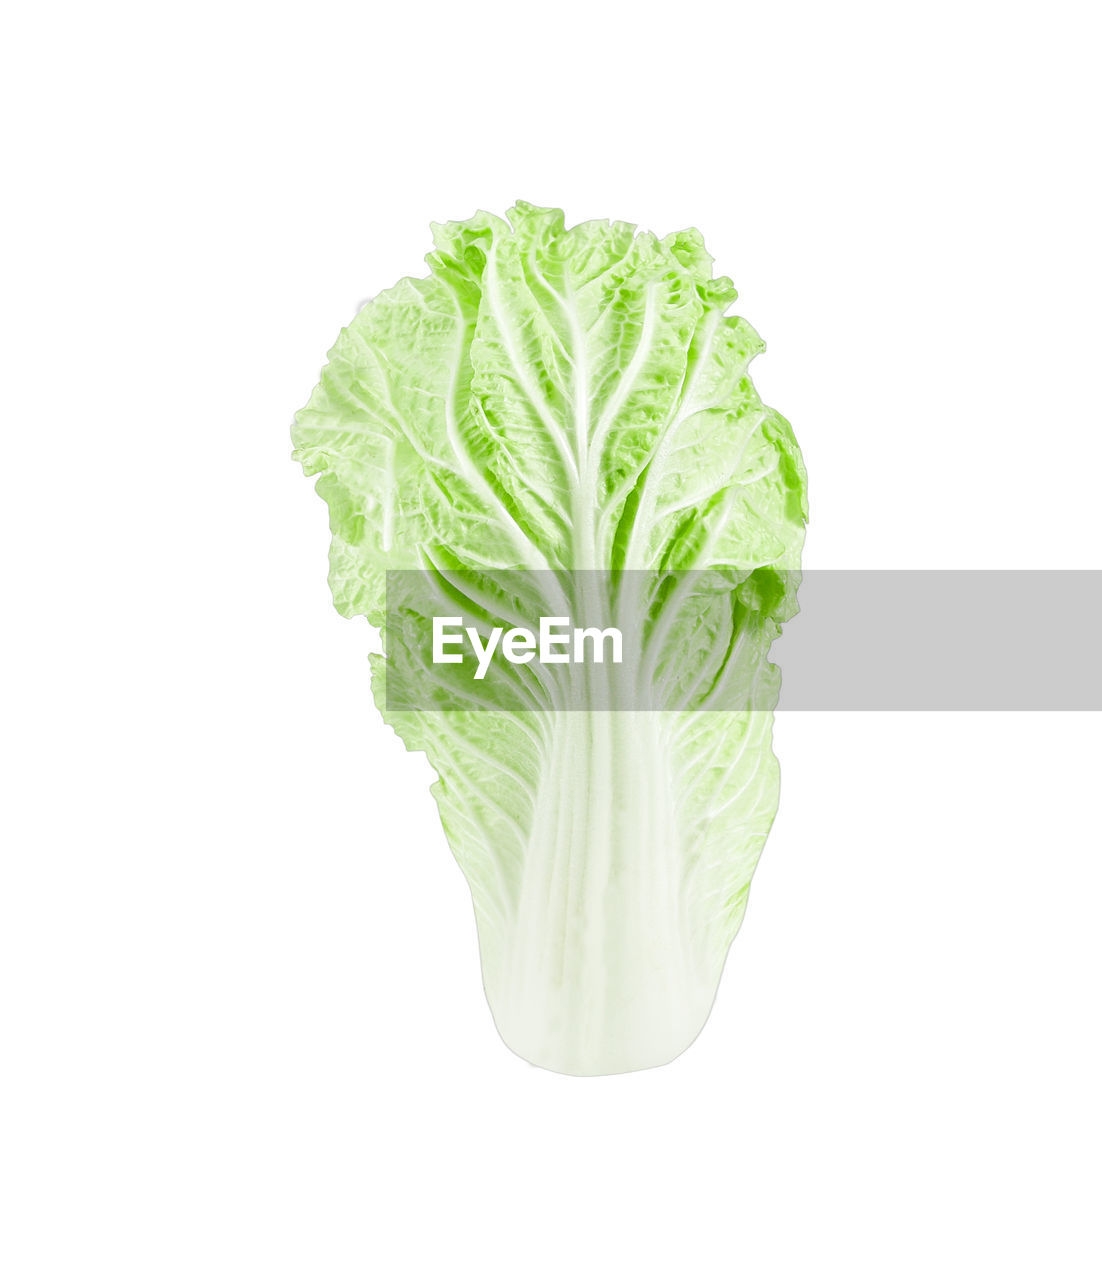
left=620, top=310, right=722, bottom=572
left=439, top=282, right=557, bottom=574
left=563, top=282, right=596, bottom=571
left=559, top=284, right=615, bottom=1050
left=484, top=247, right=578, bottom=486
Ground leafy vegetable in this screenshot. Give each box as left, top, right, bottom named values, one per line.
left=293, top=203, right=807, bottom=1074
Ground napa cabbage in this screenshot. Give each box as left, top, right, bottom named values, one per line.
left=293, top=203, right=807, bottom=1074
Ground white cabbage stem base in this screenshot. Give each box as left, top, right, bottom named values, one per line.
left=475, top=712, right=739, bottom=1076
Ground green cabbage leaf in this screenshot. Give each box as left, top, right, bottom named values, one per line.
left=293, top=203, right=807, bottom=1074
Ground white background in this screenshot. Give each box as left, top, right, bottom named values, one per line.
left=3, top=2, right=1100, bottom=1276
